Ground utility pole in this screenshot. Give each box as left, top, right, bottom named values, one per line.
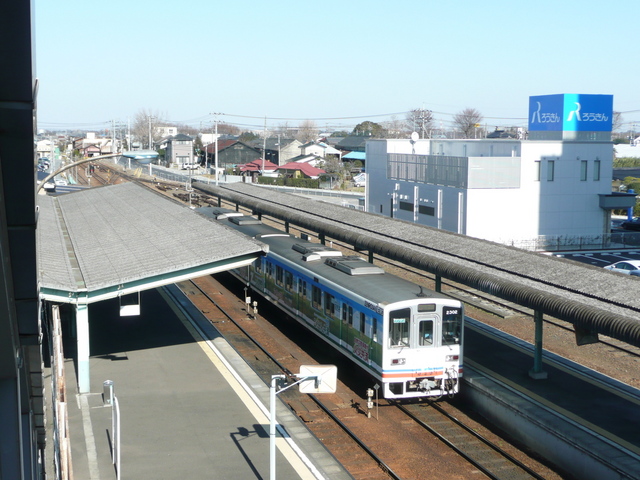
left=262, top=116, right=267, bottom=176
left=147, top=115, right=155, bottom=150
left=210, top=112, right=222, bottom=186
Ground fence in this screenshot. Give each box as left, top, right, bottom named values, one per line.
left=506, top=231, right=640, bottom=252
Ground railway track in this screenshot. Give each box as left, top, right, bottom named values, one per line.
left=176, top=274, right=561, bottom=480
left=398, top=402, right=546, bottom=480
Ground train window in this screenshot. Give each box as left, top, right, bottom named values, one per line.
left=389, top=308, right=410, bottom=347
left=285, top=271, right=293, bottom=292
left=419, top=320, right=434, bottom=346
left=299, top=280, right=307, bottom=297
left=342, top=303, right=347, bottom=323
left=442, top=307, right=462, bottom=346
left=254, top=258, right=263, bottom=273
left=312, top=285, right=322, bottom=310
left=266, top=262, right=273, bottom=277
left=372, top=318, right=378, bottom=342
left=360, top=312, right=366, bottom=334
left=276, top=265, right=284, bottom=287
left=348, top=306, right=353, bottom=326
left=325, top=292, right=335, bottom=317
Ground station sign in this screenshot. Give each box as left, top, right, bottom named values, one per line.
left=528, top=94, right=613, bottom=132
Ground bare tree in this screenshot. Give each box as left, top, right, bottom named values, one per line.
left=406, top=108, right=434, bottom=138
left=274, top=122, right=292, bottom=138
left=453, top=108, right=483, bottom=138
left=382, top=116, right=408, bottom=138
left=131, top=109, right=165, bottom=149
left=612, top=111, right=623, bottom=132
left=296, top=120, right=319, bottom=143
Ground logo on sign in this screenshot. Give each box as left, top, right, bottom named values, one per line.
left=530, top=101, right=560, bottom=125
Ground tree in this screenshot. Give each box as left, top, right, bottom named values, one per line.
left=453, top=108, right=483, bottom=138
left=383, top=116, right=409, bottom=139
left=352, top=121, right=386, bottom=138
left=612, top=111, right=623, bottom=132
left=330, top=130, right=350, bottom=137
left=274, top=122, right=292, bottom=138
left=406, top=108, right=433, bottom=138
left=131, top=109, right=165, bottom=149
left=296, top=120, right=319, bottom=143
left=217, top=123, right=240, bottom=136
left=239, top=131, right=259, bottom=143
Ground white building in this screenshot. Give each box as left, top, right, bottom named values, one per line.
left=366, top=94, right=635, bottom=245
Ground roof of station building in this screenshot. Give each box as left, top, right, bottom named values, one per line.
left=37, top=182, right=268, bottom=303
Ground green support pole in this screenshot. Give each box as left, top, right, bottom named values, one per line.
left=435, top=275, right=442, bottom=293
left=285, top=221, right=289, bottom=233
left=368, top=251, right=374, bottom=264
left=529, top=310, right=548, bottom=379
left=319, top=233, right=325, bottom=245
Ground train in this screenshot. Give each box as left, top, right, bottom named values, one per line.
left=198, top=206, right=464, bottom=399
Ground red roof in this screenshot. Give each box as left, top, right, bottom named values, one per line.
left=277, top=162, right=325, bottom=177
left=239, top=159, right=279, bottom=172
left=204, top=139, right=238, bottom=153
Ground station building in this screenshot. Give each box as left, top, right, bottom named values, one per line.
left=365, top=94, right=635, bottom=245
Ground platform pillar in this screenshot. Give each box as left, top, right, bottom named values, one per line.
left=76, top=302, right=91, bottom=393
left=529, top=310, right=548, bottom=380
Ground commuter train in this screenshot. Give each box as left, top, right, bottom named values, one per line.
left=199, top=206, right=464, bottom=399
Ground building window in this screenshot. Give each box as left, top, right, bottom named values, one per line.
left=418, top=205, right=435, bottom=216
left=594, top=160, right=601, bottom=181
left=580, top=160, right=588, bottom=181
left=399, top=201, right=414, bottom=212
left=547, top=160, right=555, bottom=181
left=535, top=160, right=541, bottom=181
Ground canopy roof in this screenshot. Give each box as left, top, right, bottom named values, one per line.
left=38, top=182, right=267, bottom=304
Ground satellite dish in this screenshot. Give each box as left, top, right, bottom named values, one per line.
left=410, top=132, right=419, bottom=142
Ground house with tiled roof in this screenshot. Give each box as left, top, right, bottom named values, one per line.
left=204, top=140, right=261, bottom=168
left=277, top=162, right=325, bottom=179
left=299, top=141, right=342, bottom=159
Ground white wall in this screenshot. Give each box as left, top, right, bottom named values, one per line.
left=366, top=137, right=614, bottom=244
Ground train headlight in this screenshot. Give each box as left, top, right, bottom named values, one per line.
left=391, top=358, right=406, bottom=365
left=445, top=355, right=459, bottom=362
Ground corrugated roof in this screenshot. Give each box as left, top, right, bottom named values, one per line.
left=37, top=183, right=267, bottom=302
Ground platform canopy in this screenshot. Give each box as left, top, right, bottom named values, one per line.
left=38, top=182, right=268, bottom=304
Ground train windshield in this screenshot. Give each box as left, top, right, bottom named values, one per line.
left=442, top=307, right=462, bottom=346
left=389, top=307, right=410, bottom=347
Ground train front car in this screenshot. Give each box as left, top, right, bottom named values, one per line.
left=381, top=298, right=463, bottom=399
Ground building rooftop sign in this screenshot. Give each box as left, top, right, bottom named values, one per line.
left=528, top=94, right=613, bottom=138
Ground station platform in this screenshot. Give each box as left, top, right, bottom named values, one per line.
left=47, top=286, right=352, bottom=480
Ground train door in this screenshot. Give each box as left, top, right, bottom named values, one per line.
left=415, top=315, right=437, bottom=348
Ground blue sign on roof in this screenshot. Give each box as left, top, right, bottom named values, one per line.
left=528, top=94, right=613, bottom=132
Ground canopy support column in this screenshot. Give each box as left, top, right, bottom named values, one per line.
left=76, top=301, right=91, bottom=393
left=529, top=310, right=548, bottom=380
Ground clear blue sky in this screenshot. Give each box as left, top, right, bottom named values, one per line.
left=35, top=1, right=640, bottom=133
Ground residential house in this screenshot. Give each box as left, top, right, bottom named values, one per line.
left=277, top=162, right=325, bottom=179
left=238, top=159, right=279, bottom=182
left=205, top=140, right=261, bottom=168
left=299, top=141, right=342, bottom=160
left=72, top=132, right=113, bottom=157
left=335, top=135, right=368, bottom=153
left=164, top=133, right=194, bottom=167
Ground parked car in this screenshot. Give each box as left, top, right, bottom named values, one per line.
left=620, top=218, right=640, bottom=231
left=603, top=260, right=640, bottom=276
